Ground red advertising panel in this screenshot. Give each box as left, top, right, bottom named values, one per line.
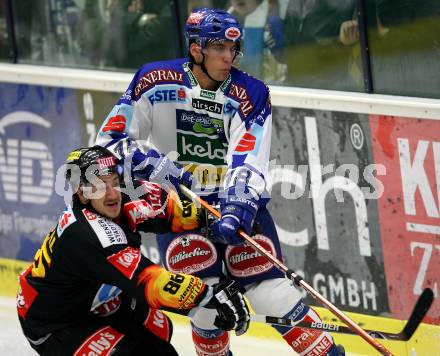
left=370, top=115, right=440, bottom=324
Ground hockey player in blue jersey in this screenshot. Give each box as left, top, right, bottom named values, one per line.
left=96, top=7, right=345, bottom=356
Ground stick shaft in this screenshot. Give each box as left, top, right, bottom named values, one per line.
left=253, top=287, right=434, bottom=342
left=180, top=185, right=394, bottom=356
left=251, top=315, right=405, bottom=340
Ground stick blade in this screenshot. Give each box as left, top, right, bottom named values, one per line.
left=402, top=288, right=434, bottom=340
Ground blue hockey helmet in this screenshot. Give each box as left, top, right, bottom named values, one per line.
left=185, top=8, right=242, bottom=48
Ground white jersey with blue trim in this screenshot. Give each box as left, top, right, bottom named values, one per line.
left=96, top=58, right=272, bottom=204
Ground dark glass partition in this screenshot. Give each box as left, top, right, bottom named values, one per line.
left=0, top=1, right=12, bottom=61
left=11, top=0, right=179, bottom=71
left=367, top=0, right=440, bottom=98
left=1, top=0, right=439, bottom=98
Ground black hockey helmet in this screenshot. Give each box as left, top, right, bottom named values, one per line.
left=65, top=145, right=122, bottom=188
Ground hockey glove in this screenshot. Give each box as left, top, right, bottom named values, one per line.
left=205, top=279, right=250, bottom=336
left=210, top=197, right=258, bottom=245
left=129, top=147, right=193, bottom=195
left=106, top=136, right=192, bottom=194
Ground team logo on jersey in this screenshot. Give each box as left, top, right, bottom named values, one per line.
left=148, top=85, right=188, bottom=104
left=107, top=247, right=141, bottom=279
left=83, top=209, right=127, bottom=247
left=83, top=209, right=97, bottom=221
left=73, top=326, right=124, bottom=356
left=235, top=132, right=256, bottom=152
left=192, top=98, right=223, bottom=115
left=102, top=115, right=127, bottom=133
left=200, top=89, right=216, bottom=100
left=165, top=234, right=217, bottom=274
left=91, top=284, right=122, bottom=316
left=225, top=27, right=241, bottom=41
left=225, top=234, right=276, bottom=277
left=57, top=205, right=76, bottom=236
left=176, top=110, right=227, bottom=165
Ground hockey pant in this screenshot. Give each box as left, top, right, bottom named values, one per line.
left=157, top=208, right=338, bottom=355
left=27, top=299, right=175, bottom=356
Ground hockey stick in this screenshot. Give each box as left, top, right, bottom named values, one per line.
left=180, top=185, right=394, bottom=355
left=251, top=287, right=434, bottom=341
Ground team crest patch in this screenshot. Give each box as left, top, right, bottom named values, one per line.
left=225, top=27, right=241, bottom=41
left=102, top=115, right=127, bottom=133
left=165, top=234, right=217, bottom=274
left=91, top=284, right=123, bottom=316
left=57, top=205, right=76, bottom=236
left=225, top=234, right=276, bottom=277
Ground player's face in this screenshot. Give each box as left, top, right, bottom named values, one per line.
left=202, top=41, right=241, bottom=81
left=88, top=173, right=122, bottom=219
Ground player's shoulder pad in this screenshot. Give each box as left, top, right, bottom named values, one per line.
left=227, top=67, right=270, bottom=119
left=132, top=58, right=187, bottom=99
left=229, top=67, right=269, bottom=98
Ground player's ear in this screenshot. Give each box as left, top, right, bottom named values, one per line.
left=189, top=43, right=202, bottom=60
left=77, top=185, right=90, bottom=204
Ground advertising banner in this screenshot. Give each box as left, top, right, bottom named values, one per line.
left=0, top=84, right=82, bottom=261
left=269, top=107, right=388, bottom=316
left=370, top=115, right=440, bottom=324
left=268, top=107, right=439, bottom=323
left=0, top=83, right=118, bottom=262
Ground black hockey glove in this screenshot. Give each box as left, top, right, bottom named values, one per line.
left=205, top=279, right=250, bottom=336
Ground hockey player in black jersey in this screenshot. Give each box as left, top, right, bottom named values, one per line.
left=17, top=145, right=250, bottom=356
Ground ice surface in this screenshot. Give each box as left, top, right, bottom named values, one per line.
left=0, top=297, right=293, bottom=355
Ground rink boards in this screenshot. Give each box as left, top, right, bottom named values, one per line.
left=0, top=64, right=439, bottom=354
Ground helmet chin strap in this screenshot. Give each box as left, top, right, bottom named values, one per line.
left=194, top=52, right=222, bottom=86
